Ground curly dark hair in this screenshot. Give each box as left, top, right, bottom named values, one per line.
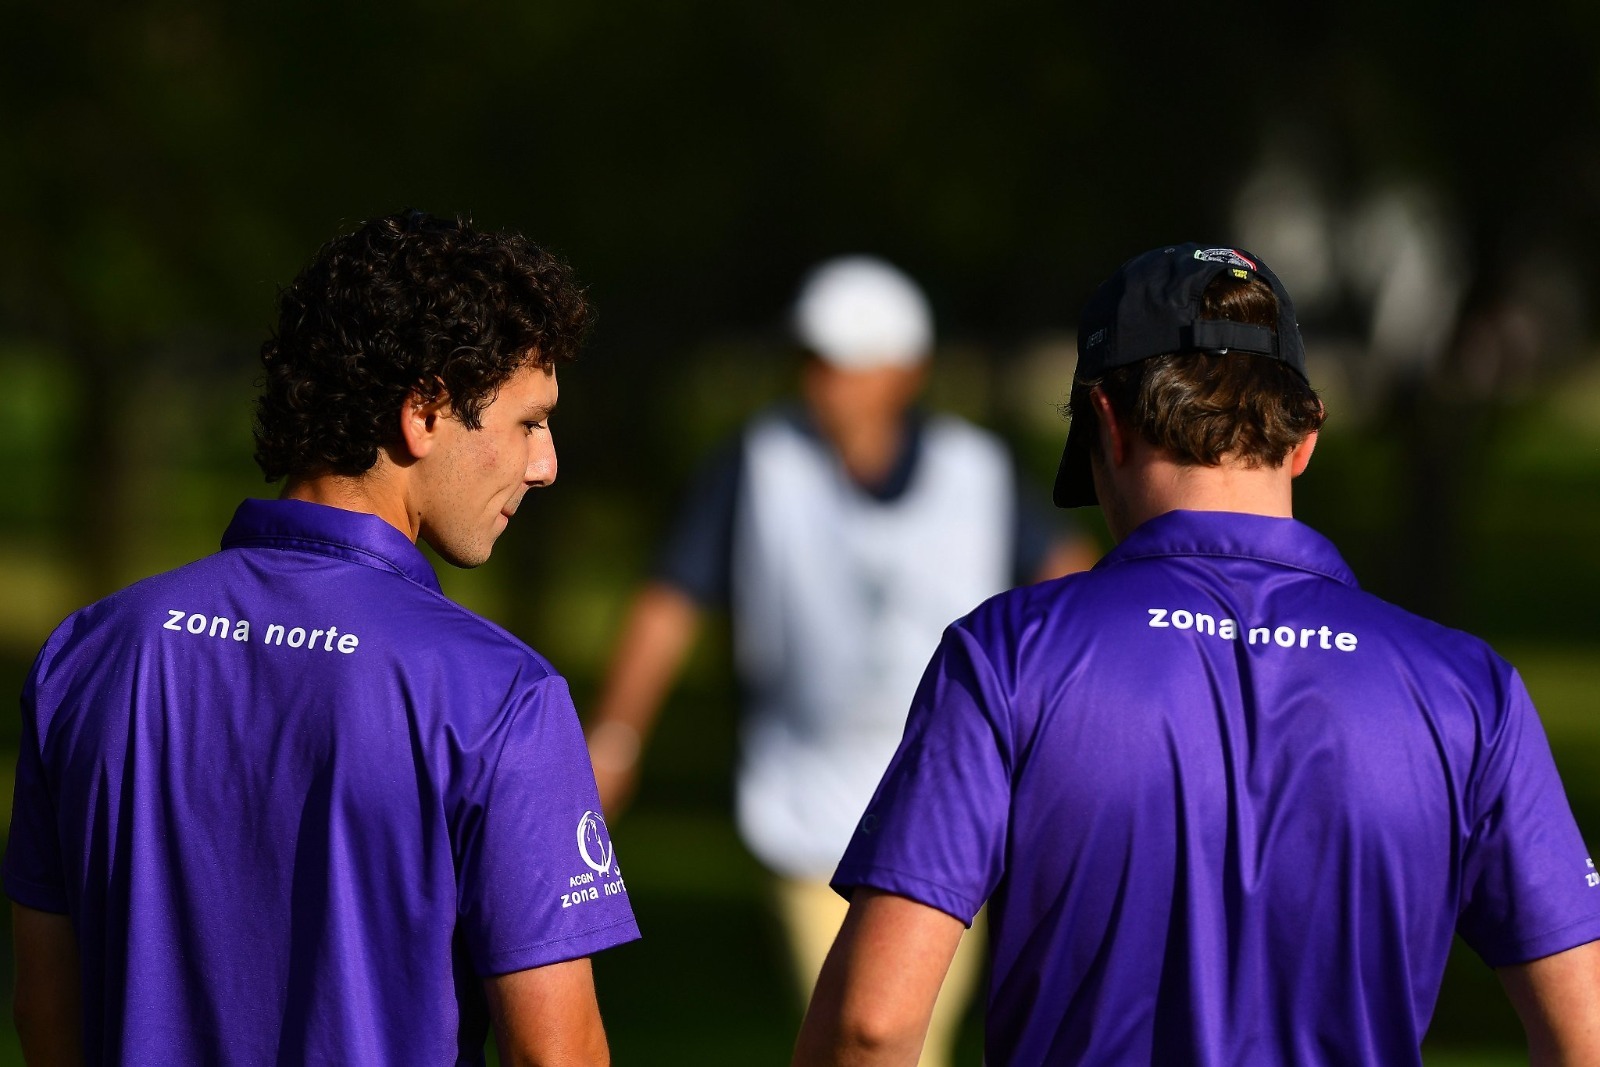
left=254, top=210, right=591, bottom=482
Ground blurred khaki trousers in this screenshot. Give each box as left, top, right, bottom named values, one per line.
left=775, top=877, right=985, bottom=1067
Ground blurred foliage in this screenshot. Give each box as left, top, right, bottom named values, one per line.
left=2, top=0, right=1600, bottom=1061
left=5, top=0, right=1600, bottom=615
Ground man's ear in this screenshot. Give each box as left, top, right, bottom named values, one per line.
left=1289, top=429, right=1318, bottom=478
left=398, top=391, right=452, bottom=460
left=1089, top=387, right=1128, bottom=467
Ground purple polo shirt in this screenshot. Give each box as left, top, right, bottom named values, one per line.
left=834, top=509, right=1600, bottom=1066
left=4, top=499, right=639, bottom=1066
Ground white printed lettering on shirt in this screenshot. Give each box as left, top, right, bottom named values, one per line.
left=1146, top=606, right=1357, bottom=652
left=161, top=609, right=359, bottom=653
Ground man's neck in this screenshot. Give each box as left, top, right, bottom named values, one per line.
left=827, top=419, right=908, bottom=490
left=282, top=466, right=418, bottom=543
left=1099, top=438, right=1311, bottom=543
left=1133, top=457, right=1295, bottom=519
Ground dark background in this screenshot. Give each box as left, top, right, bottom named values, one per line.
left=2, top=3, right=1598, bottom=1062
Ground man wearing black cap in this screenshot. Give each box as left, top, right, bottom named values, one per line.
left=793, top=244, right=1600, bottom=1066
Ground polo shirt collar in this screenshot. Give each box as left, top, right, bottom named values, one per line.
left=1101, top=509, right=1359, bottom=588
left=222, top=498, right=443, bottom=594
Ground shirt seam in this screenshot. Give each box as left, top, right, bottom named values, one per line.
left=227, top=537, right=554, bottom=670
left=833, top=863, right=981, bottom=921
left=2, top=871, right=70, bottom=911
left=1481, top=912, right=1600, bottom=965
left=1105, top=546, right=1356, bottom=587
left=479, top=915, right=640, bottom=965
left=225, top=535, right=431, bottom=588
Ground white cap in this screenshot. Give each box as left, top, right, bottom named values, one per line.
left=791, top=255, right=933, bottom=369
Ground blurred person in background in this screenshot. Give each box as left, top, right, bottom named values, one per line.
left=586, top=254, right=1096, bottom=1066
left=793, top=244, right=1600, bottom=1066
left=4, top=211, right=638, bottom=1066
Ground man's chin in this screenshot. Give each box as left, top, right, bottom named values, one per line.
left=424, top=537, right=494, bottom=570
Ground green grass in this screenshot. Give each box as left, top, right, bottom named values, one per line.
left=1422, top=1054, right=1522, bottom=1067
left=589, top=808, right=986, bottom=1065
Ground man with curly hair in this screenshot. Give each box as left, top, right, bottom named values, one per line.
left=794, top=244, right=1600, bottom=1065
left=4, top=211, right=638, bottom=1066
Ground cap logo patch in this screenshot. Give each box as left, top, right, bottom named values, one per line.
left=1194, top=248, right=1257, bottom=270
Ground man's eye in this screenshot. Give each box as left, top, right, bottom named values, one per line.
left=523, top=420, right=548, bottom=432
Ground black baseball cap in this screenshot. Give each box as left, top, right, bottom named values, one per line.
left=1051, top=242, right=1307, bottom=508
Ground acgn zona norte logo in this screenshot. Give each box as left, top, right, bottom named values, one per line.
left=577, top=810, right=614, bottom=875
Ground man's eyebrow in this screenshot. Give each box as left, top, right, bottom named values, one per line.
left=523, top=400, right=557, bottom=420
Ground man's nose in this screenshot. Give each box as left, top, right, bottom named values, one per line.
left=527, top=436, right=557, bottom=487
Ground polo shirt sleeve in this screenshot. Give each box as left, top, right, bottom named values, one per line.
left=1456, top=667, right=1600, bottom=966
left=453, top=674, right=640, bottom=976
left=3, top=667, right=70, bottom=913
left=830, top=617, right=1014, bottom=926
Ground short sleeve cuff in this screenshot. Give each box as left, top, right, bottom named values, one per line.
left=475, top=915, right=642, bottom=977
left=2, top=868, right=70, bottom=915
left=831, top=864, right=982, bottom=928
left=1469, top=914, right=1600, bottom=969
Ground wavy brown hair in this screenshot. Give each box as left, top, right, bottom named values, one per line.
left=253, top=211, right=590, bottom=482
left=1070, top=273, right=1323, bottom=467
